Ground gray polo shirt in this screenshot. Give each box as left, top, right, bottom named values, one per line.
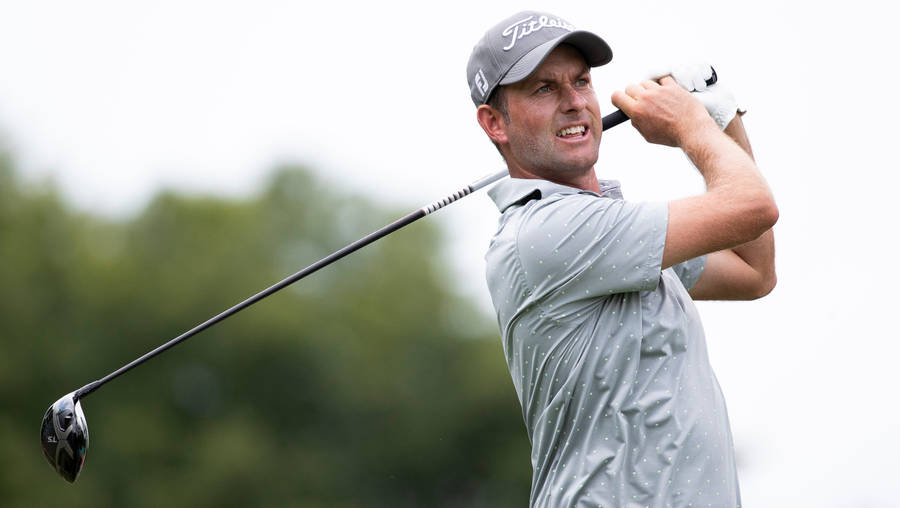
left=485, top=178, right=740, bottom=508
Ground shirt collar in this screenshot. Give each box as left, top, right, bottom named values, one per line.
left=487, top=177, right=624, bottom=213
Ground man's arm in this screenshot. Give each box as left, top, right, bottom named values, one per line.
left=688, top=115, right=777, bottom=300
left=611, top=77, right=778, bottom=298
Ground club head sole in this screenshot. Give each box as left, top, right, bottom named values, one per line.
left=40, top=392, right=89, bottom=483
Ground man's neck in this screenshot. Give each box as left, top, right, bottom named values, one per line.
left=507, top=165, right=602, bottom=193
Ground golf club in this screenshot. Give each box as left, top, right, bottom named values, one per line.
left=40, top=69, right=718, bottom=483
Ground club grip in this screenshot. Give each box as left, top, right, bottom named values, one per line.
left=601, top=110, right=629, bottom=130
left=706, top=67, right=718, bottom=87
left=602, top=66, right=718, bottom=131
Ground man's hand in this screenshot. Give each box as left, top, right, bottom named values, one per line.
left=646, top=62, right=715, bottom=92
left=612, top=73, right=777, bottom=274
left=611, top=76, right=718, bottom=147
left=646, top=62, right=740, bottom=130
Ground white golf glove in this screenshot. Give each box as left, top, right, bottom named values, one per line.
left=646, top=62, right=741, bottom=130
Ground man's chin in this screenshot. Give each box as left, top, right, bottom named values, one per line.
left=555, top=153, right=599, bottom=173
left=506, top=143, right=599, bottom=179
left=555, top=141, right=599, bottom=166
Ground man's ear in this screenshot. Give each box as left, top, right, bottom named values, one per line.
left=476, top=105, right=509, bottom=145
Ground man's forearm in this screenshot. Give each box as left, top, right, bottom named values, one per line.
left=677, top=114, right=777, bottom=250
left=724, top=112, right=753, bottom=158
left=681, top=115, right=768, bottom=207
left=724, top=114, right=777, bottom=292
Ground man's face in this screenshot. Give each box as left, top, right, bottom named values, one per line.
left=501, top=44, right=602, bottom=180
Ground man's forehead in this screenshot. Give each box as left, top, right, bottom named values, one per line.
left=517, top=47, right=590, bottom=84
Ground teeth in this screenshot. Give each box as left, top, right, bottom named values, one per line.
left=557, top=126, right=586, bottom=136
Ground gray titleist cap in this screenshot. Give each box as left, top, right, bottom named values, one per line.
left=466, top=11, right=612, bottom=106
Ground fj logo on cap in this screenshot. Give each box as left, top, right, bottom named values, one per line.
left=501, top=15, right=575, bottom=51
left=475, top=69, right=489, bottom=97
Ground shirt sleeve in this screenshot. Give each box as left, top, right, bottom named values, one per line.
left=516, top=193, right=669, bottom=299
left=670, top=255, right=707, bottom=291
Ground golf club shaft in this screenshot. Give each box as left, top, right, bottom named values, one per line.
left=73, top=109, right=632, bottom=401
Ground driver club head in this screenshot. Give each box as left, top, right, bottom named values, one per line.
left=40, top=392, right=90, bottom=483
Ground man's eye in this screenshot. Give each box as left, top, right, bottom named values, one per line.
left=537, top=85, right=552, bottom=93
left=576, top=78, right=589, bottom=87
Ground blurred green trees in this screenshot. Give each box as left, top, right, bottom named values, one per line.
left=0, top=153, right=530, bottom=507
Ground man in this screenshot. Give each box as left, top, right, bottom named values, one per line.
left=467, top=11, right=777, bottom=508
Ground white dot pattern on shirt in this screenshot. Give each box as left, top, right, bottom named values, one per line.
left=484, top=180, right=738, bottom=507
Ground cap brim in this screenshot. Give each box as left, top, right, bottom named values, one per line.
left=499, top=30, right=612, bottom=85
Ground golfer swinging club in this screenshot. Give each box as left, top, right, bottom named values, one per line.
left=469, top=11, right=776, bottom=507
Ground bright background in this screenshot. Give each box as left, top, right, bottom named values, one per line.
left=1, top=1, right=897, bottom=506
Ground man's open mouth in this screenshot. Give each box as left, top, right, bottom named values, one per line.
left=557, top=125, right=587, bottom=138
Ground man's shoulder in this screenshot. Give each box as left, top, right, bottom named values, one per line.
left=510, top=190, right=620, bottom=232
left=488, top=177, right=618, bottom=214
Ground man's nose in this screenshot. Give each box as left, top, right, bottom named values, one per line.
left=559, top=85, right=587, bottom=112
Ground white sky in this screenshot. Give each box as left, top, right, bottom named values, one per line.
left=2, top=1, right=898, bottom=505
